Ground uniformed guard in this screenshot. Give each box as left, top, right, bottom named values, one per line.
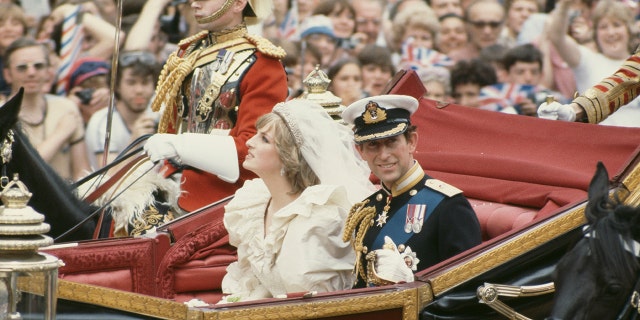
left=341, top=95, right=482, bottom=288
left=144, top=0, right=289, bottom=213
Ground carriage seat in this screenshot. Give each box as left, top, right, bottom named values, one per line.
left=468, top=199, right=537, bottom=241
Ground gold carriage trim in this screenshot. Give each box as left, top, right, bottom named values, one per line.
left=354, top=123, right=407, bottom=143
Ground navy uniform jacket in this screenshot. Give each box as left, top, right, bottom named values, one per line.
left=352, top=170, right=482, bottom=288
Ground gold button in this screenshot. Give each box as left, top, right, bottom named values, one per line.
left=409, top=190, right=417, bottom=196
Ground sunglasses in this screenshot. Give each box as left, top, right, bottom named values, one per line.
left=468, top=20, right=503, bottom=29
left=119, top=51, right=157, bottom=67
left=14, top=62, right=48, bottom=73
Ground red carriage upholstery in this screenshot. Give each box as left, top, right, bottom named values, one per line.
left=155, top=197, right=236, bottom=303
left=41, top=234, right=171, bottom=296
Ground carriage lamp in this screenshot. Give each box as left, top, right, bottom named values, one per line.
left=0, top=174, right=63, bottom=320
left=300, top=65, right=347, bottom=124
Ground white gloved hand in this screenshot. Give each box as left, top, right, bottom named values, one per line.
left=144, top=133, right=240, bottom=183
left=374, top=236, right=414, bottom=284
left=144, top=133, right=179, bottom=163
left=537, top=101, right=576, bottom=121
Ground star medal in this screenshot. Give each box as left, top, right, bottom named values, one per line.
left=376, top=195, right=392, bottom=227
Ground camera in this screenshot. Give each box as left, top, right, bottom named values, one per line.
left=340, top=36, right=361, bottom=50
left=74, top=88, right=94, bottom=105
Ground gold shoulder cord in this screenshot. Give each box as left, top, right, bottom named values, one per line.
left=343, top=199, right=376, bottom=282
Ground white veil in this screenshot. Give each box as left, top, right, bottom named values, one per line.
left=272, top=100, right=375, bottom=204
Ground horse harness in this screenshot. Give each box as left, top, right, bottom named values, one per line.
left=585, top=227, right=640, bottom=319
left=0, top=129, right=14, bottom=189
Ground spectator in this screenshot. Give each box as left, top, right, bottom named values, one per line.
left=299, top=15, right=339, bottom=68
left=546, top=0, right=634, bottom=94
left=479, top=44, right=567, bottom=115
left=0, top=3, right=28, bottom=99
left=449, top=0, right=506, bottom=62
left=312, top=0, right=359, bottom=59
left=312, top=0, right=357, bottom=40
left=416, top=66, right=452, bottom=102
left=290, top=41, right=324, bottom=99
left=429, top=0, right=464, bottom=18
left=66, top=57, right=111, bottom=124
left=436, top=13, right=469, bottom=55
left=123, top=0, right=178, bottom=64
left=352, top=0, right=386, bottom=47
left=450, top=58, right=497, bottom=107
left=49, top=3, right=119, bottom=95
left=357, top=44, right=395, bottom=97
left=327, top=57, right=365, bottom=106
left=3, top=37, right=90, bottom=181
left=85, top=51, right=160, bottom=169
left=262, top=0, right=290, bottom=39
left=501, top=0, right=541, bottom=48
left=479, top=43, right=509, bottom=82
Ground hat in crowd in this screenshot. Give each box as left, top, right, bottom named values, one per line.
left=299, top=15, right=336, bottom=40
left=342, top=95, right=419, bottom=143
left=67, top=57, right=110, bottom=92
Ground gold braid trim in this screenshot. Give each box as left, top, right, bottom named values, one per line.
left=245, top=34, right=286, bottom=59
left=572, top=51, right=640, bottom=123
left=343, top=199, right=376, bottom=282
left=150, top=31, right=209, bottom=133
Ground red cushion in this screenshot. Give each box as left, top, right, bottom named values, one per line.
left=173, top=255, right=237, bottom=293
left=468, top=199, right=537, bottom=241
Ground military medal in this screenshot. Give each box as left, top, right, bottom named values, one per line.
left=412, top=204, right=426, bottom=233
left=404, top=208, right=414, bottom=233
left=406, top=204, right=426, bottom=233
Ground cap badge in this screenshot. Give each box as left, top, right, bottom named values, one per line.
left=362, top=101, right=387, bottom=124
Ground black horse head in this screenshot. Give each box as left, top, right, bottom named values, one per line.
left=547, top=162, right=640, bottom=319
left=0, top=89, right=95, bottom=241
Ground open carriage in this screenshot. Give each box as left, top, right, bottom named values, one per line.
left=11, top=71, right=640, bottom=319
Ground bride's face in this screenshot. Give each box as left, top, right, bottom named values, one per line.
left=244, top=124, right=282, bottom=177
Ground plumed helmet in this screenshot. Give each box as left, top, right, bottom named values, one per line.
left=244, top=0, right=273, bottom=25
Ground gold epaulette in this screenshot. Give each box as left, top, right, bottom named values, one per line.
left=244, top=34, right=286, bottom=59
left=425, top=179, right=463, bottom=197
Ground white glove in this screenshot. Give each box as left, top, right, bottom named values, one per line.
left=144, top=133, right=240, bottom=183
left=144, top=133, right=178, bottom=163
left=537, top=101, right=576, bottom=121
left=374, top=236, right=414, bottom=284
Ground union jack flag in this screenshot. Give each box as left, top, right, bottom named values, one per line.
left=279, top=0, right=299, bottom=41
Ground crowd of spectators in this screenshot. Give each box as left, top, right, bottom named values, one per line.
left=1, top=0, right=639, bottom=180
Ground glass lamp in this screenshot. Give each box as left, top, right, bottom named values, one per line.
left=0, top=174, right=63, bottom=320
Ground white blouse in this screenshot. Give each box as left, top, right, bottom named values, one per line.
left=221, top=179, right=356, bottom=301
